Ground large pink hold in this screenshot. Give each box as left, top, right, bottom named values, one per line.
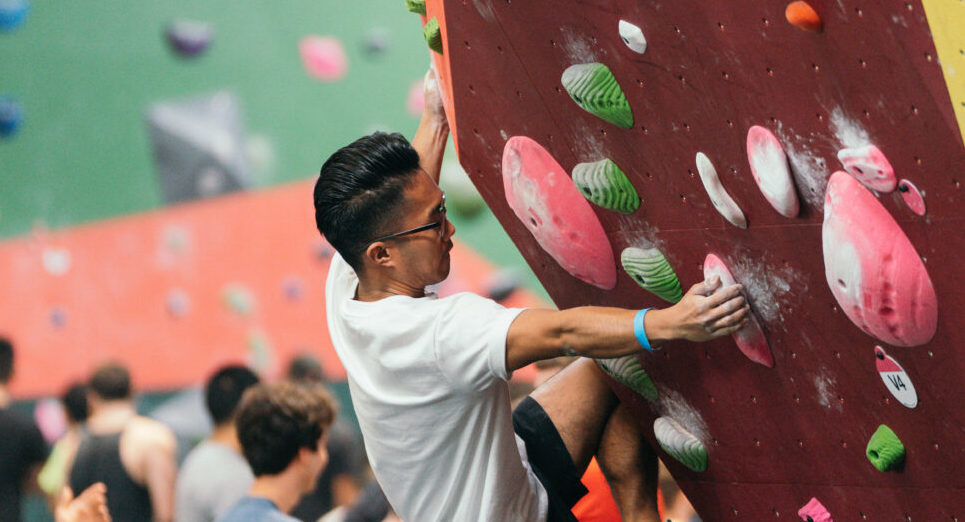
left=797, top=497, right=833, bottom=522
left=502, top=136, right=616, bottom=289
left=299, top=36, right=348, bottom=82
left=702, top=253, right=774, bottom=367
left=822, top=171, right=937, bottom=347
left=837, top=145, right=897, bottom=193
left=746, top=125, right=800, bottom=218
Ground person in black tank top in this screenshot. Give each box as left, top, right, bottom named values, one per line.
left=69, top=431, right=151, bottom=521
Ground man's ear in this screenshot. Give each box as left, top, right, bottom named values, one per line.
left=363, top=242, right=394, bottom=268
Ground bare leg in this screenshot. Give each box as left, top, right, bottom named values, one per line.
left=596, top=404, right=660, bottom=522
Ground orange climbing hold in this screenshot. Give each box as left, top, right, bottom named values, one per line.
left=785, top=1, right=822, bottom=32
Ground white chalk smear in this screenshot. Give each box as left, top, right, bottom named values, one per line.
left=813, top=368, right=842, bottom=412
left=730, top=253, right=805, bottom=325
left=471, top=0, right=496, bottom=23
left=560, top=26, right=599, bottom=63
left=657, top=387, right=710, bottom=442
left=776, top=124, right=830, bottom=210
left=829, top=107, right=870, bottom=149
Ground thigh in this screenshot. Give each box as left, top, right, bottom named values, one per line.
left=528, top=357, right=619, bottom=473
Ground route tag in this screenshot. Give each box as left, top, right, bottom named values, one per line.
left=875, top=346, right=918, bottom=408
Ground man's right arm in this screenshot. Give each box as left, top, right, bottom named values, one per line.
left=505, top=276, right=750, bottom=372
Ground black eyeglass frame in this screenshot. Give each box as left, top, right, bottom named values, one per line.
left=368, top=193, right=447, bottom=244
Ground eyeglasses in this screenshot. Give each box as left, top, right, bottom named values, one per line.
left=369, top=193, right=447, bottom=244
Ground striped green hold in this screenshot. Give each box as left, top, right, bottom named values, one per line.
left=597, top=355, right=658, bottom=401
left=866, top=425, right=905, bottom=472
left=405, top=0, right=426, bottom=15
left=572, top=159, right=640, bottom=214
left=654, top=417, right=708, bottom=472
left=561, top=63, right=633, bottom=129
left=424, top=17, right=442, bottom=54
left=621, top=247, right=683, bottom=303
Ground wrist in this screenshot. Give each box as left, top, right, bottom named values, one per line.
left=643, top=308, right=673, bottom=347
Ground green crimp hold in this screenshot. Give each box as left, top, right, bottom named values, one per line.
left=654, top=417, right=708, bottom=472
left=424, top=17, right=442, bottom=54
left=572, top=159, right=640, bottom=214
left=561, top=63, right=633, bottom=129
left=621, top=247, right=683, bottom=303
left=866, top=425, right=905, bottom=472
left=597, top=355, right=658, bottom=401
left=405, top=0, right=426, bottom=15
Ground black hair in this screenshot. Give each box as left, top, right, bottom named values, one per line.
left=314, top=132, right=421, bottom=270
left=89, top=363, right=131, bottom=400
left=205, top=365, right=260, bottom=426
left=0, top=337, right=12, bottom=384
left=62, top=383, right=90, bottom=424
left=236, top=381, right=336, bottom=476
left=286, top=354, right=325, bottom=385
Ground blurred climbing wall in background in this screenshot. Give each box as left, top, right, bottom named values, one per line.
left=424, top=0, right=965, bottom=519
left=0, top=0, right=546, bottom=398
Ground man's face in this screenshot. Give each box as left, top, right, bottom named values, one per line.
left=300, top=433, right=329, bottom=492
left=385, top=172, right=455, bottom=288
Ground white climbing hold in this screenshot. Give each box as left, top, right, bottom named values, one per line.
left=618, top=20, right=647, bottom=54
left=653, top=416, right=707, bottom=472
left=746, top=125, right=800, bottom=218
left=837, top=144, right=897, bottom=193
left=695, top=152, right=747, bottom=228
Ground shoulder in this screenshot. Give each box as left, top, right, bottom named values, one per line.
left=127, top=416, right=177, bottom=451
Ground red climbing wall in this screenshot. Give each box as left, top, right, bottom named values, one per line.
left=426, top=0, right=965, bottom=519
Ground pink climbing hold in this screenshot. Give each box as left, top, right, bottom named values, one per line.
left=299, top=36, right=348, bottom=82
left=797, top=497, right=833, bottom=522
left=746, top=125, right=800, bottom=218
left=502, top=136, right=616, bottom=289
left=702, top=254, right=774, bottom=367
left=837, top=144, right=897, bottom=193
left=897, top=179, right=926, bottom=216
left=822, top=171, right=937, bottom=347
left=406, top=79, right=425, bottom=117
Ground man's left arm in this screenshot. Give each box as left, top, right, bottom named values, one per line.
left=410, top=66, right=450, bottom=184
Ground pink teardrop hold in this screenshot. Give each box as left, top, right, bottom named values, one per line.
left=299, top=36, right=348, bottom=82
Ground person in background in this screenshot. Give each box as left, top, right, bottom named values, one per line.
left=39, top=383, right=90, bottom=502
left=216, top=382, right=336, bottom=522
left=286, top=355, right=364, bottom=522
left=54, top=482, right=111, bottom=522
left=68, top=362, right=178, bottom=521
left=0, top=336, right=50, bottom=522
left=175, top=365, right=260, bottom=522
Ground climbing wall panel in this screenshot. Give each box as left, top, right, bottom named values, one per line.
left=427, top=0, right=965, bottom=518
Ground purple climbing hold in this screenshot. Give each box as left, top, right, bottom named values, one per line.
left=0, top=0, right=29, bottom=32
left=164, top=19, right=214, bottom=58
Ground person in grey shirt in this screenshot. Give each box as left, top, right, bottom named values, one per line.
left=175, top=365, right=260, bottom=522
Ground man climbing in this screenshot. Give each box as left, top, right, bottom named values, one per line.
left=312, top=67, right=750, bottom=522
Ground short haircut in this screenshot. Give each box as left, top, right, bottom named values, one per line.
left=314, top=132, right=421, bottom=270
left=89, top=363, right=131, bottom=400
left=62, top=383, right=90, bottom=424
left=0, top=337, right=12, bottom=384
left=236, top=381, right=336, bottom=476
left=286, top=354, right=325, bottom=385
left=205, top=365, right=260, bottom=426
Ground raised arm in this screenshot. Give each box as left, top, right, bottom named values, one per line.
left=410, top=66, right=450, bottom=184
left=505, top=277, right=750, bottom=371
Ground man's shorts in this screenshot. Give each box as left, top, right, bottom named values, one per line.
left=513, top=396, right=589, bottom=522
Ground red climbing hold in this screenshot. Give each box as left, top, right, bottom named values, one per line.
left=502, top=136, right=616, bottom=289
left=785, top=1, right=822, bottom=33
left=822, top=171, right=937, bottom=347
left=703, top=254, right=774, bottom=367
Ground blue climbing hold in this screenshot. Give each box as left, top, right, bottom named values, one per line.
left=164, top=19, right=214, bottom=58
left=0, top=96, right=23, bottom=138
left=0, top=0, right=29, bottom=32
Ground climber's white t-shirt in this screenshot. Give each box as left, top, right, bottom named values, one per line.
left=326, top=254, right=548, bottom=522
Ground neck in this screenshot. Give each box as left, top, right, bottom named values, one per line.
left=209, top=423, right=241, bottom=451
left=356, top=273, right=426, bottom=301
left=88, top=400, right=136, bottom=432
left=0, top=385, right=9, bottom=408
left=247, top=472, right=306, bottom=514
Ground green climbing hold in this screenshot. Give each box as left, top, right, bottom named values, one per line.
left=866, top=424, right=905, bottom=472
left=597, top=355, right=658, bottom=401
left=424, top=17, right=442, bottom=54
left=405, top=0, right=426, bottom=15
left=572, top=159, right=640, bottom=214
left=621, top=247, right=683, bottom=303
left=561, top=63, right=633, bottom=129
left=654, top=417, right=708, bottom=472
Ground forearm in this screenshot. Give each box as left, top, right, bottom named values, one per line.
left=411, top=113, right=449, bottom=184
left=556, top=306, right=674, bottom=358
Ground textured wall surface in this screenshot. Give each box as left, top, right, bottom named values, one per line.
left=427, top=0, right=965, bottom=518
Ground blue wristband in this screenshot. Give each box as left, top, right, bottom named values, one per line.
left=633, top=308, right=653, bottom=351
